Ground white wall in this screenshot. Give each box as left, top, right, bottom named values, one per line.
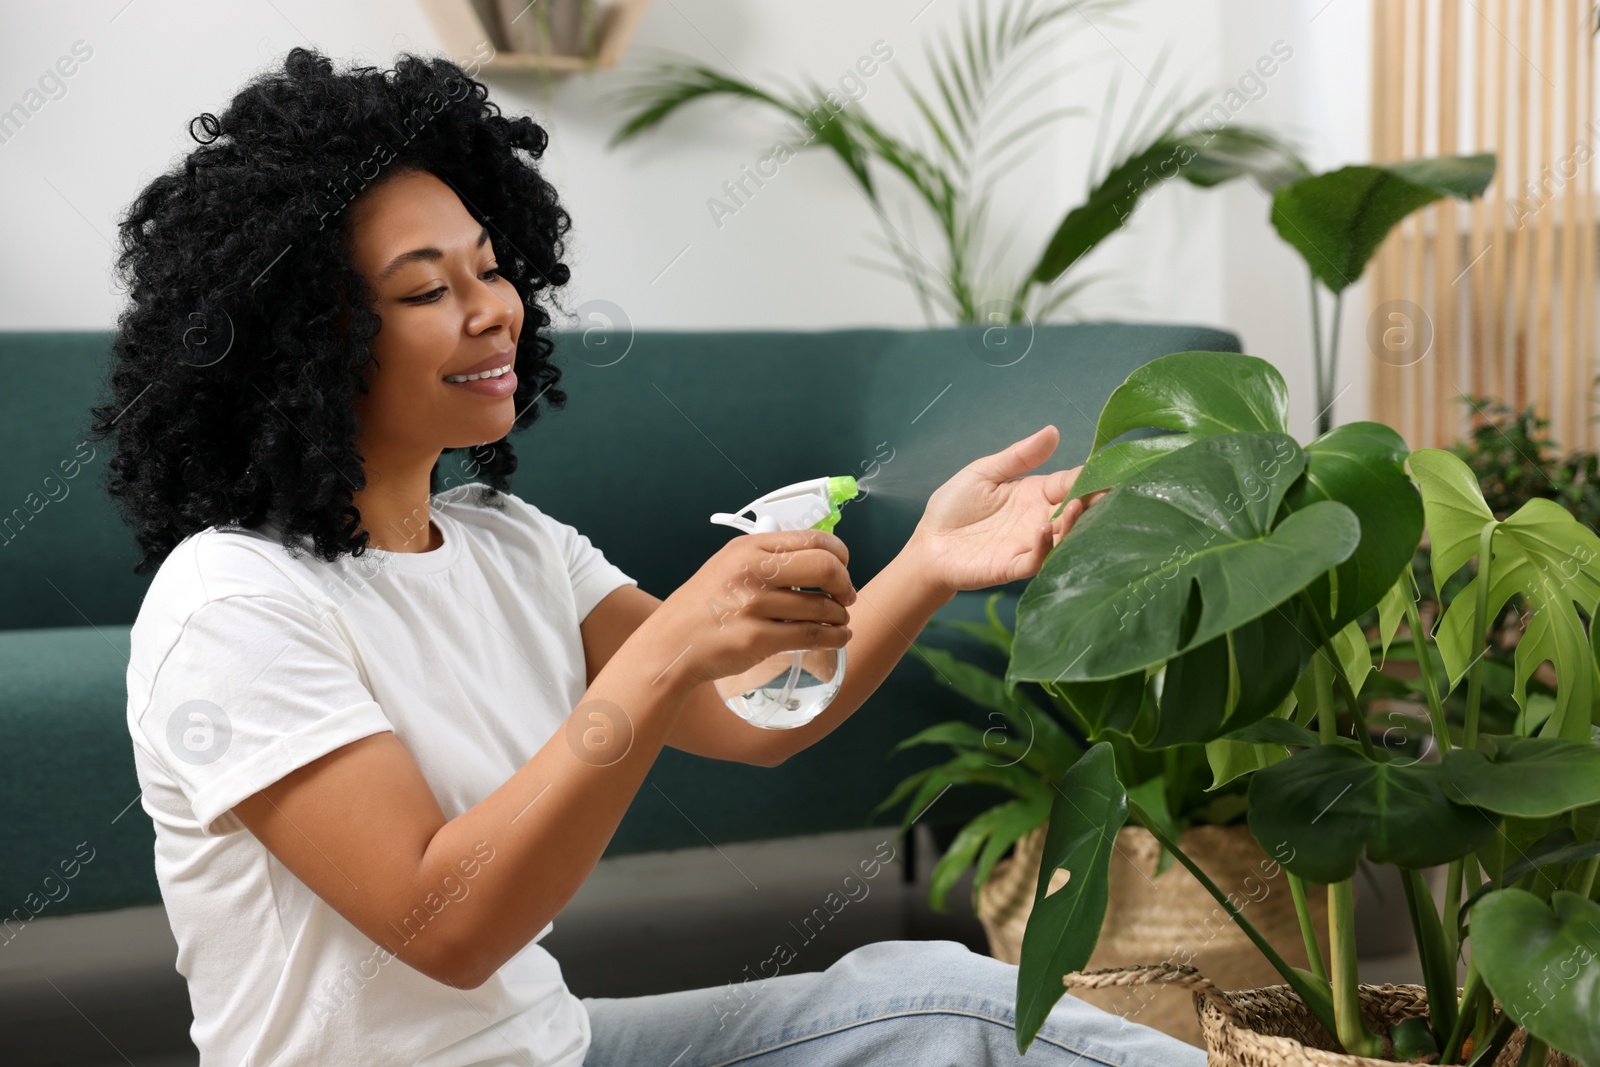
left=1219, top=0, right=1375, bottom=437
left=0, top=0, right=1366, bottom=434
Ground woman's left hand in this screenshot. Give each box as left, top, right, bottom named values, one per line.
left=908, top=425, right=1088, bottom=597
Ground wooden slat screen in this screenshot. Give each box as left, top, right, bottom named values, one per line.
left=1369, top=0, right=1597, bottom=450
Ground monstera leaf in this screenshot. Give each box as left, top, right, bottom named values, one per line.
left=1411, top=449, right=1600, bottom=741
left=1284, top=422, right=1424, bottom=630
left=1247, top=744, right=1499, bottom=883
left=1441, top=735, right=1600, bottom=818
left=1011, top=431, right=1359, bottom=686
left=1271, top=154, right=1496, bottom=294
left=1063, top=351, right=1289, bottom=504
left=1473, top=889, right=1600, bottom=1067
left=1014, top=742, right=1127, bottom=1053
left=1151, top=600, right=1313, bottom=746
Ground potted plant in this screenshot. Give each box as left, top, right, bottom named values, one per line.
left=872, top=599, right=1328, bottom=1045
left=1005, top=350, right=1598, bottom=1065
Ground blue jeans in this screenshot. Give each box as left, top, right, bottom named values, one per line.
left=580, top=939, right=1205, bottom=1066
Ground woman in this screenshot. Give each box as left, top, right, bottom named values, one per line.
left=90, top=47, right=1199, bottom=1067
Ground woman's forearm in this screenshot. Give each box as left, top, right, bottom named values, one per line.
left=757, top=538, right=955, bottom=763
left=417, top=629, right=695, bottom=987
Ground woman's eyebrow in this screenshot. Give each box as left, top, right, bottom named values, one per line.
left=377, top=225, right=491, bottom=282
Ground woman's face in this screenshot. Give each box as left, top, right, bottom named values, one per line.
left=344, top=168, right=525, bottom=460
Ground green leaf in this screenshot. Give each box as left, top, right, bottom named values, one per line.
left=1015, top=743, right=1129, bottom=1053
left=1441, top=735, right=1600, bottom=818
left=1408, top=448, right=1496, bottom=582
left=926, top=618, right=1011, bottom=657
left=1204, top=735, right=1275, bottom=791
left=1092, top=349, right=1291, bottom=447
left=1205, top=686, right=1304, bottom=789
left=1153, top=602, right=1312, bottom=745
left=928, top=792, right=1051, bottom=912
left=887, top=719, right=1044, bottom=773
left=1413, top=449, right=1600, bottom=740
left=1051, top=671, right=1150, bottom=741
left=1285, top=422, right=1424, bottom=630
left=1218, top=717, right=1321, bottom=748
left=1247, top=744, right=1499, bottom=883
left=1376, top=575, right=1410, bottom=661
left=609, top=62, right=792, bottom=146
left=1032, top=128, right=1303, bottom=287
left=911, top=643, right=1081, bottom=774
left=1439, top=503, right=1600, bottom=741
left=1461, top=827, right=1600, bottom=920
left=1064, top=350, right=1289, bottom=505
left=1011, top=432, right=1359, bottom=684
left=1270, top=154, right=1495, bottom=294
left=968, top=792, right=1053, bottom=901
left=873, top=750, right=1046, bottom=834
left=1473, top=890, right=1600, bottom=1067
left=1330, top=617, right=1373, bottom=698
left=984, top=589, right=1014, bottom=653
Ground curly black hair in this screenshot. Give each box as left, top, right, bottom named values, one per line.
left=88, top=46, right=573, bottom=576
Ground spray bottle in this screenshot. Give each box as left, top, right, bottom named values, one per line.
left=708, top=475, right=862, bottom=730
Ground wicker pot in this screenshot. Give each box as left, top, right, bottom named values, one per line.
left=1063, top=965, right=1578, bottom=1067
left=978, top=823, right=1330, bottom=1047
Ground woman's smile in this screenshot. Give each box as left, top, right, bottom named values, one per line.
left=443, top=352, right=518, bottom=396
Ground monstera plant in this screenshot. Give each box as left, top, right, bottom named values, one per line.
left=1005, top=351, right=1600, bottom=1065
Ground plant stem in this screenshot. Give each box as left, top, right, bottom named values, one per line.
left=1401, top=866, right=1459, bottom=1041
left=1287, top=872, right=1328, bottom=982
left=1126, top=797, right=1340, bottom=1039
left=1516, top=1036, right=1549, bottom=1067
left=1324, top=290, right=1344, bottom=430
left=1568, top=854, right=1600, bottom=896
left=1442, top=859, right=1465, bottom=985
left=1402, top=564, right=1452, bottom=754
left=1313, top=650, right=1339, bottom=744
left=1329, top=879, right=1384, bottom=1057
left=1298, top=596, right=1379, bottom=758
left=1464, top=521, right=1499, bottom=749
left=1462, top=1014, right=1515, bottom=1067
left=1309, top=269, right=1327, bottom=434
left=1302, top=618, right=1384, bottom=1054
left=1440, top=966, right=1486, bottom=1062
left=1292, top=630, right=1382, bottom=1055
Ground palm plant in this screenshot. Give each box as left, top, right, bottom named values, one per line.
left=609, top=0, right=1305, bottom=324
left=872, top=591, right=1250, bottom=913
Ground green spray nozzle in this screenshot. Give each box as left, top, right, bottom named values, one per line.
left=812, top=476, right=861, bottom=533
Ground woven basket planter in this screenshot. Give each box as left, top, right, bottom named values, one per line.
left=978, top=823, right=1329, bottom=1047
left=1062, top=965, right=1577, bottom=1067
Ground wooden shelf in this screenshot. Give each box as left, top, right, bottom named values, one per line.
left=420, top=0, right=653, bottom=75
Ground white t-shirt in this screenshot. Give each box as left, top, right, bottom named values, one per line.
left=125, top=481, right=638, bottom=1066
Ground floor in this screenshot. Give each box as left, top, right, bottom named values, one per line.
left=0, top=826, right=1428, bottom=1066
left=0, top=826, right=987, bottom=1066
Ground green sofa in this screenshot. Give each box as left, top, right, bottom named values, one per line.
left=0, top=322, right=1241, bottom=919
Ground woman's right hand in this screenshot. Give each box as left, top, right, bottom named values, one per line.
left=634, top=528, right=856, bottom=690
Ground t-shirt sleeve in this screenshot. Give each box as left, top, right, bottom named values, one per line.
left=543, top=514, right=638, bottom=622
left=133, top=592, right=394, bottom=836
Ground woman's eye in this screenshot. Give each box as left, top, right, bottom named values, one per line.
left=481, top=264, right=503, bottom=280
left=403, top=287, right=446, bottom=305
